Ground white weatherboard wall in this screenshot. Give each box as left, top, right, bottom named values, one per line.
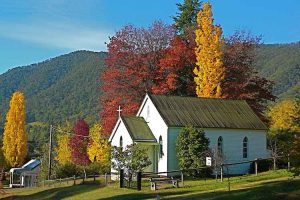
left=109, top=118, right=133, bottom=179
left=110, top=119, right=133, bottom=149
left=168, top=127, right=268, bottom=174
left=137, top=95, right=168, bottom=173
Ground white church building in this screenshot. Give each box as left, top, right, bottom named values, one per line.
left=109, top=94, right=269, bottom=175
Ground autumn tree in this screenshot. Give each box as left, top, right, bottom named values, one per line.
left=222, top=31, right=275, bottom=119
left=194, top=2, right=225, bottom=98
left=69, top=119, right=90, bottom=168
left=268, top=99, right=299, bottom=131
left=87, top=124, right=110, bottom=171
left=267, top=99, right=300, bottom=172
left=101, top=21, right=175, bottom=133
left=55, top=122, right=72, bottom=165
left=3, top=91, right=27, bottom=167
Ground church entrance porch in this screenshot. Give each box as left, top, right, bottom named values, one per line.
left=135, top=142, right=159, bottom=173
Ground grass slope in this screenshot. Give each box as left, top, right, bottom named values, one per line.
left=2, top=170, right=300, bottom=200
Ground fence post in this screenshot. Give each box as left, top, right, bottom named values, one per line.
left=137, top=171, right=142, bottom=191
left=73, top=175, right=76, bottom=185
left=255, top=159, right=258, bottom=176
left=120, top=169, right=124, bottom=188
left=220, top=165, right=223, bottom=182
left=181, top=171, right=184, bottom=187
left=227, top=167, right=230, bottom=192
left=288, top=154, right=290, bottom=171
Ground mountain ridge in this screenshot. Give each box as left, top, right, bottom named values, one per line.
left=0, top=43, right=299, bottom=135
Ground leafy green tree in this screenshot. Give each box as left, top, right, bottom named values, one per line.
left=112, top=144, right=151, bottom=184
left=173, top=0, right=201, bottom=35
left=176, top=125, right=209, bottom=177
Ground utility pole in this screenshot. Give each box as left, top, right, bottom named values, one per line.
left=48, top=125, right=53, bottom=180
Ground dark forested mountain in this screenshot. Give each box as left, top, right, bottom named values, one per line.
left=255, top=42, right=300, bottom=98
left=0, top=50, right=107, bottom=134
left=0, top=43, right=299, bottom=136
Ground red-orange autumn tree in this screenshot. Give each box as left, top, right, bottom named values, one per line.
left=155, top=30, right=196, bottom=96
left=101, top=21, right=175, bottom=134
left=221, top=31, right=276, bottom=119
left=69, top=119, right=90, bottom=166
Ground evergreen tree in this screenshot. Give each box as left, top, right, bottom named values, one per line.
left=173, top=0, right=201, bottom=35
left=194, top=2, right=225, bottom=98
left=176, top=125, right=209, bottom=177
left=3, top=91, right=27, bottom=167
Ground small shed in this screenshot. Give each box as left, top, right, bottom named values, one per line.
left=9, top=159, right=41, bottom=188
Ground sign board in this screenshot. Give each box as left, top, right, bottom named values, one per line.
left=206, top=157, right=212, bottom=166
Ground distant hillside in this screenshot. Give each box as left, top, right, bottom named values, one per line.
left=255, top=42, right=300, bottom=98
left=0, top=50, right=107, bottom=133
left=0, top=42, right=299, bottom=135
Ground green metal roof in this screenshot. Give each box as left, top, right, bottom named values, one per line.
left=121, top=116, right=157, bottom=142
left=148, top=94, right=267, bottom=130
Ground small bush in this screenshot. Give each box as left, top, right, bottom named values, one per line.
left=54, top=163, right=81, bottom=178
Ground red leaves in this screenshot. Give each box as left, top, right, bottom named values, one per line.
left=222, top=31, right=276, bottom=120
left=69, top=119, right=91, bottom=166
left=100, top=22, right=176, bottom=134
left=100, top=26, right=275, bottom=134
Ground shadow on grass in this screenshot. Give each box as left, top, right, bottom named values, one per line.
left=4, top=181, right=100, bottom=200
left=167, top=179, right=300, bottom=200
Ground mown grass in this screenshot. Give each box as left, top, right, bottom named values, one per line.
left=1, top=170, right=300, bottom=200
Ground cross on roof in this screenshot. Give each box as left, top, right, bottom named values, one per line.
left=117, top=105, right=122, bottom=118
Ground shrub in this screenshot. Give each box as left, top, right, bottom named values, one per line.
left=54, top=163, right=81, bottom=178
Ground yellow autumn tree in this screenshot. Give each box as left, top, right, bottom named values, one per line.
left=194, top=2, right=225, bottom=98
left=3, top=91, right=27, bottom=167
left=55, top=122, right=72, bottom=165
left=87, top=124, right=110, bottom=166
left=268, top=99, right=299, bottom=132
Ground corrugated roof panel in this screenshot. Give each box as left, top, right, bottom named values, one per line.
left=122, top=116, right=157, bottom=141
left=149, top=94, right=267, bottom=130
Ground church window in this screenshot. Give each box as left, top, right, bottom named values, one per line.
left=217, top=136, right=223, bottom=155
left=243, top=137, right=248, bottom=158
left=120, top=136, right=123, bottom=148
left=159, top=136, right=163, bottom=158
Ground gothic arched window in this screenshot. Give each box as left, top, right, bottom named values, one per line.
left=159, top=136, right=163, bottom=158
left=120, top=136, right=123, bottom=148
left=243, top=137, right=248, bottom=158
left=217, top=136, right=223, bottom=155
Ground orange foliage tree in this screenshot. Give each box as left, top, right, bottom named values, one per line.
left=100, top=21, right=175, bottom=134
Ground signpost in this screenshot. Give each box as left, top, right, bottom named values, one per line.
left=206, top=157, right=212, bottom=166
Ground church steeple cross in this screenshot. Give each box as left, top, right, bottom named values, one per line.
left=117, top=105, right=122, bottom=118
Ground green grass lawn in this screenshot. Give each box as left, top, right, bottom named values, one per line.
left=1, top=170, right=300, bottom=200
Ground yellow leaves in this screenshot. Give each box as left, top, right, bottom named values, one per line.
left=194, top=2, right=225, bottom=98
left=268, top=99, right=299, bottom=132
left=3, top=91, right=27, bottom=167
left=87, top=124, right=110, bottom=164
left=55, top=134, right=71, bottom=165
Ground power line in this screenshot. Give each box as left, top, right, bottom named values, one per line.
left=52, top=126, right=93, bottom=138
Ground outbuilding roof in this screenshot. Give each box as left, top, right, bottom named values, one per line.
left=148, top=94, right=267, bottom=130
left=121, top=116, right=157, bottom=142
